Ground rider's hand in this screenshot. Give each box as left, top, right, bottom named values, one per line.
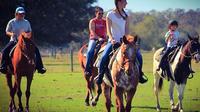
left=111, top=39, right=116, bottom=44
left=22, top=32, right=31, bottom=38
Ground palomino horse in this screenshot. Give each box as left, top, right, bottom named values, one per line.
left=91, top=35, right=139, bottom=112
left=6, top=33, right=36, bottom=112
left=153, top=33, right=200, bottom=112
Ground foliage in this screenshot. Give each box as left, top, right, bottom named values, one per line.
left=0, top=0, right=96, bottom=46
left=0, top=1, right=200, bottom=50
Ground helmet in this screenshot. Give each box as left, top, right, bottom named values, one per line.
left=15, top=7, right=25, bottom=14
left=168, top=20, right=178, bottom=27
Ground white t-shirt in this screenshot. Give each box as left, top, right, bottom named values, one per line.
left=107, top=10, right=128, bottom=42
left=165, top=30, right=179, bottom=47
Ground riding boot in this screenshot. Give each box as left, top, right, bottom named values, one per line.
left=139, top=71, right=148, bottom=84
left=35, top=47, right=46, bottom=74
left=0, top=60, right=7, bottom=74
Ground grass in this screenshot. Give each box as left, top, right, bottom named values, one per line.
left=0, top=51, right=200, bottom=112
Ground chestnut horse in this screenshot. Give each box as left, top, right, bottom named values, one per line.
left=91, top=35, right=139, bottom=112
left=153, top=33, right=200, bottom=112
left=78, top=44, right=98, bottom=106
left=6, top=33, right=36, bottom=112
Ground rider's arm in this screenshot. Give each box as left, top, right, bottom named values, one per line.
left=5, top=20, right=14, bottom=38
left=165, top=31, right=171, bottom=43
left=106, top=16, right=115, bottom=44
left=89, top=19, right=98, bottom=39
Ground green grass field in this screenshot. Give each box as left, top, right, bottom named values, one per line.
left=0, top=51, right=200, bottom=112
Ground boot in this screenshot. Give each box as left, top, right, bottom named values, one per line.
left=139, top=72, right=148, bottom=84
left=0, top=66, right=7, bottom=74
left=0, top=61, right=7, bottom=74
left=37, top=67, right=46, bottom=74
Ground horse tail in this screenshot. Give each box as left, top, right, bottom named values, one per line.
left=158, top=78, right=163, bottom=91
left=78, top=45, right=87, bottom=70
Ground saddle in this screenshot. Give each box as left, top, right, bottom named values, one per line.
left=158, top=46, right=181, bottom=80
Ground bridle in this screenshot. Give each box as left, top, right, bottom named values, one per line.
left=181, top=40, right=200, bottom=59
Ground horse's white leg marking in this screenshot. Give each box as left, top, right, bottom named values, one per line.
left=169, top=80, right=175, bottom=106
left=176, top=84, right=185, bottom=111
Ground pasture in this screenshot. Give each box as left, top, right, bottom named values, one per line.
left=0, top=51, right=200, bottom=112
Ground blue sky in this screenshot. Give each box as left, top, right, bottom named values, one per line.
left=93, top=0, right=200, bottom=12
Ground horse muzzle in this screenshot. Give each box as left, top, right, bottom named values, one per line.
left=194, top=54, right=200, bottom=63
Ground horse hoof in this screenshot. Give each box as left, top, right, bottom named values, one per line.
left=179, top=109, right=183, bottom=112
left=25, top=107, right=29, bottom=112
left=91, top=101, right=97, bottom=106
left=156, top=108, right=161, bottom=112
left=85, top=102, right=90, bottom=106
left=18, top=107, right=23, bottom=112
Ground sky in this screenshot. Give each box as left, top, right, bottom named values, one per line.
left=93, top=0, right=200, bottom=12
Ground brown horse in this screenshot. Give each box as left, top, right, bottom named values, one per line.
left=78, top=44, right=98, bottom=106
left=91, top=35, right=139, bottom=112
left=6, top=33, right=36, bottom=112
left=153, top=33, right=200, bottom=112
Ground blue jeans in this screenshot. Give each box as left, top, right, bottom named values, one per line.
left=0, top=41, right=44, bottom=69
left=136, top=48, right=143, bottom=73
left=96, top=42, right=115, bottom=84
left=85, top=39, right=97, bottom=74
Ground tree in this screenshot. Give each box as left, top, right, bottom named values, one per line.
left=0, top=0, right=96, bottom=46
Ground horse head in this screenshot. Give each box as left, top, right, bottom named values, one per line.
left=17, top=33, right=35, bottom=58
left=119, top=35, right=137, bottom=75
left=182, top=33, right=200, bottom=62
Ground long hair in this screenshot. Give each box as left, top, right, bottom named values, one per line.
left=114, top=0, right=128, bottom=20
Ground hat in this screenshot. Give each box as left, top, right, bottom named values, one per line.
left=15, top=7, right=25, bottom=14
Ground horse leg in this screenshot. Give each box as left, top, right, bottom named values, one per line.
left=15, top=75, right=23, bottom=112
left=169, top=80, right=175, bottom=109
left=91, top=83, right=102, bottom=106
left=153, top=74, right=162, bottom=112
left=175, top=84, right=185, bottom=112
left=115, top=86, right=125, bottom=112
left=125, top=88, right=136, bottom=112
left=103, top=83, right=111, bottom=112
left=6, top=74, right=16, bottom=112
left=85, top=76, right=91, bottom=106
left=25, top=75, right=33, bottom=112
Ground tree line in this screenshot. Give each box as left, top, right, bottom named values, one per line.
left=0, top=0, right=200, bottom=51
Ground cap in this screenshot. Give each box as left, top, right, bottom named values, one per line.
left=15, top=7, right=25, bottom=14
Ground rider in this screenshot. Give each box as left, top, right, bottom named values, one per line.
left=95, top=0, right=148, bottom=86
left=156, top=20, right=180, bottom=71
left=0, top=7, right=46, bottom=74
left=84, top=6, right=107, bottom=76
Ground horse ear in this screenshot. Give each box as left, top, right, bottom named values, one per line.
left=134, top=35, right=138, bottom=43
left=188, top=33, right=192, bottom=40
left=122, top=35, right=129, bottom=44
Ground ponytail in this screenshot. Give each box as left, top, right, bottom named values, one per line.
left=115, top=0, right=128, bottom=20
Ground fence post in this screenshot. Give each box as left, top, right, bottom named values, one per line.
left=70, top=49, right=73, bottom=72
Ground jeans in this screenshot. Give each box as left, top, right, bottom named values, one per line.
left=136, top=48, right=143, bottom=73
left=0, top=41, right=44, bottom=69
left=0, top=41, right=16, bottom=67
left=85, top=39, right=97, bottom=74
left=158, top=47, right=175, bottom=68
left=97, top=42, right=119, bottom=84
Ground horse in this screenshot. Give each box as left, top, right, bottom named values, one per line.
left=78, top=44, right=97, bottom=106
left=78, top=39, right=108, bottom=106
left=6, top=33, right=36, bottom=112
left=91, top=35, right=139, bottom=112
left=153, top=33, right=200, bottom=112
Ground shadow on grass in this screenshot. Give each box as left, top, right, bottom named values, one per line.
left=132, top=105, right=168, bottom=110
